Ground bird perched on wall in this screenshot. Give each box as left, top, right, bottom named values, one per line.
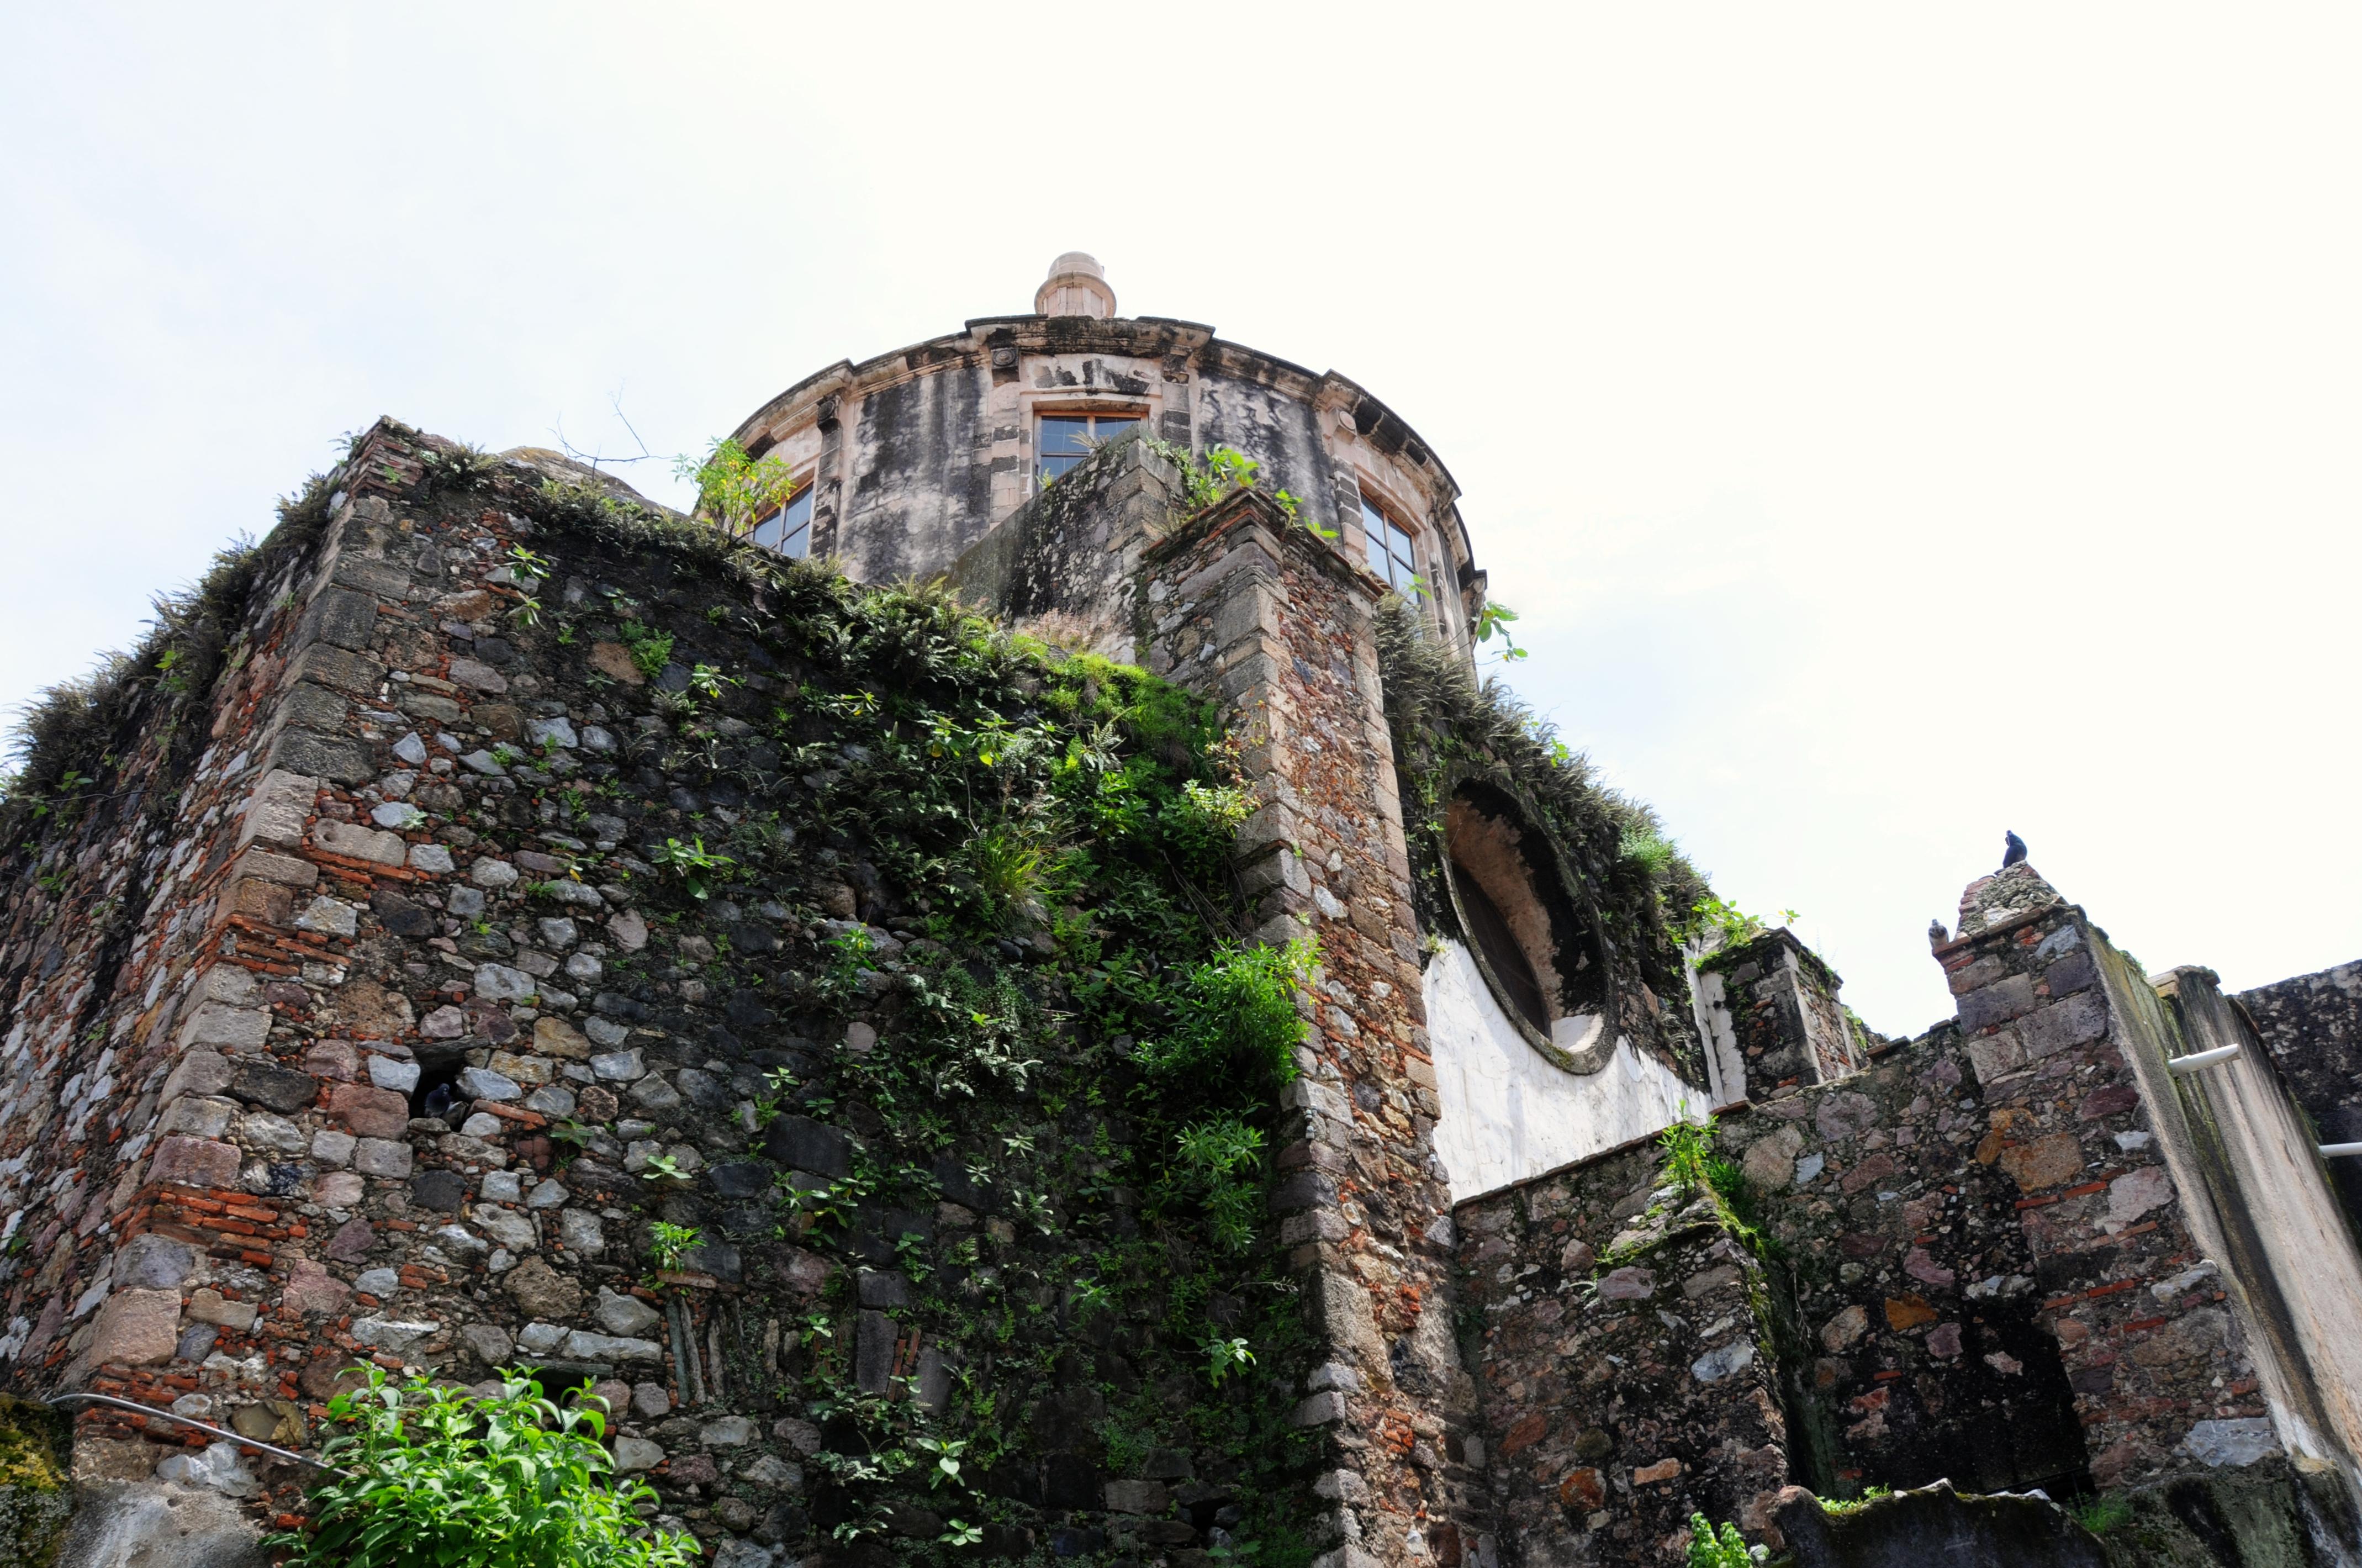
left=421, top=1081, right=457, bottom=1122
left=2002, top=830, right=2028, bottom=868
left=1928, top=918, right=1949, bottom=949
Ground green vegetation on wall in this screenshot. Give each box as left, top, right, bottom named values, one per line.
left=487, top=461, right=1327, bottom=1565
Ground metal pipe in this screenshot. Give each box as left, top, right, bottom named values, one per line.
left=46, top=1391, right=350, bottom=1475
left=2321, top=1143, right=2362, bottom=1159
left=2167, top=1043, right=2242, bottom=1075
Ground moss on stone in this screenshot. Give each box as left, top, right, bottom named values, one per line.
left=0, top=1395, right=72, bottom=1568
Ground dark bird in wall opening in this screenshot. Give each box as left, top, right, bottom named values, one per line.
left=2002, top=830, right=2028, bottom=869
left=421, top=1081, right=458, bottom=1122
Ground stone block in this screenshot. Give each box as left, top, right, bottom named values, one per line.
left=1998, top=1131, right=2085, bottom=1191
left=856, top=1310, right=895, bottom=1395
left=301, top=585, right=380, bottom=651
left=271, top=727, right=374, bottom=785
left=88, top=1289, right=182, bottom=1366
left=177, top=1003, right=271, bottom=1053
left=117, top=1234, right=197, bottom=1290
left=1599, top=1266, right=1655, bottom=1301
left=533, top=1015, right=591, bottom=1059
left=2019, top=992, right=2108, bottom=1060
left=186, top=1289, right=258, bottom=1332
left=150, top=1136, right=240, bottom=1188
left=1106, top=1480, right=1171, bottom=1514
left=313, top=820, right=407, bottom=866
left=595, top=1287, right=662, bottom=1337
left=474, top=964, right=536, bottom=1003
left=352, top=1138, right=415, bottom=1178
left=763, top=1115, right=852, bottom=1177
left=1964, top=1028, right=2025, bottom=1081
left=285, top=1259, right=352, bottom=1317
left=231, top=1060, right=318, bottom=1113
left=460, top=1066, right=524, bottom=1101
left=161, top=1096, right=235, bottom=1138
left=1958, top=973, right=2037, bottom=1032
left=331, top=1083, right=413, bottom=1139
left=288, top=641, right=385, bottom=695
left=1291, top=1391, right=1346, bottom=1427
left=160, top=1050, right=236, bottom=1105
left=236, top=768, right=319, bottom=851
left=230, top=847, right=318, bottom=891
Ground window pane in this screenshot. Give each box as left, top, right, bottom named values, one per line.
left=781, top=519, right=811, bottom=559
left=1389, top=520, right=1414, bottom=565
left=1039, top=416, right=1092, bottom=458
left=782, top=488, right=813, bottom=534
left=751, top=513, right=780, bottom=551
left=1365, top=529, right=1391, bottom=580
left=1093, top=416, right=1138, bottom=442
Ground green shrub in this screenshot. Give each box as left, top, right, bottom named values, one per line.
left=267, top=1367, right=698, bottom=1568
left=1140, top=937, right=1317, bottom=1092
left=1685, top=1513, right=1764, bottom=1567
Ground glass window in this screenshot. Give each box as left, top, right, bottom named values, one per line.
left=751, top=484, right=814, bottom=559
left=1037, top=412, right=1142, bottom=483
left=1361, top=494, right=1419, bottom=593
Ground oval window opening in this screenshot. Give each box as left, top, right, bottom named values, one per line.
left=1444, top=783, right=1610, bottom=1059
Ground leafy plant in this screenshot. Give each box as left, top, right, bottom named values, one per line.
left=265, top=1366, right=697, bottom=1568
left=1204, top=1334, right=1256, bottom=1386
left=1168, top=1116, right=1267, bottom=1254
left=653, top=836, right=732, bottom=900
left=649, top=1221, right=701, bottom=1270
left=675, top=436, right=800, bottom=538
left=2069, top=1493, right=2131, bottom=1535
left=420, top=442, right=497, bottom=495
left=1137, top=937, right=1318, bottom=1092
left=1684, top=1513, right=1764, bottom=1567
left=617, top=620, right=674, bottom=679
left=1473, top=599, right=1526, bottom=661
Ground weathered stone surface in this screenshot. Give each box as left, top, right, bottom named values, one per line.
left=763, top=1115, right=853, bottom=1178
left=506, top=1256, right=582, bottom=1318
left=150, top=1135, right=240, bottom=1187
left=331, top=1083, right=413, bottom=1139
left=229, top=1061, right=318, bottom=1113
left=88, top=1289, right=182, bottom=1366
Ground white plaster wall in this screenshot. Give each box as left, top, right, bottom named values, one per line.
left=1424, top=939, right=1701, bottom=1204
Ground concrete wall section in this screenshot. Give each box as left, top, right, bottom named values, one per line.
left=2239, top=958, right=2362, bottom=1237
left=2145, top=967, right=2362, bottom=1489
left=1425, top=939, right=1695, bottom=1205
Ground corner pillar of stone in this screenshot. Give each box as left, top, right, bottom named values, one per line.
left=32, top=421, right=440, bottom=1507
left=1689, top=928, right=1867, bottom=1107
left=1935, top=863, right=2297, bottom=1491
left=1138, top=489, right=1482, bottom=1568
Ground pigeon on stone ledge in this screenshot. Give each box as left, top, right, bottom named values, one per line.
left=2002, top=830, right=2028, bottom=869
left=1928, top=918, right=1948, bottom=949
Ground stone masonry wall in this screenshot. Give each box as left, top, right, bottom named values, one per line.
left=0, top=421, right=1422, bottom=1567
left=1455, top=1138, right=1790, bottom=1565
left=1449, top=864, right=2305, bottom=1565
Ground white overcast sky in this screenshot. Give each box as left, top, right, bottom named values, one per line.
left=4, top=6, right=2357, bottom=1033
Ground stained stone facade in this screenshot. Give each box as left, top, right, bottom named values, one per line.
left=4, top=258, right=2362, bottom=1568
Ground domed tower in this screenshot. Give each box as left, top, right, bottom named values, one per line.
left=728, top=254, right=1489, bottom=654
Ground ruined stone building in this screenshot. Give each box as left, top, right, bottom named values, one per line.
left=2, top=255, right=2360, bottom=1566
